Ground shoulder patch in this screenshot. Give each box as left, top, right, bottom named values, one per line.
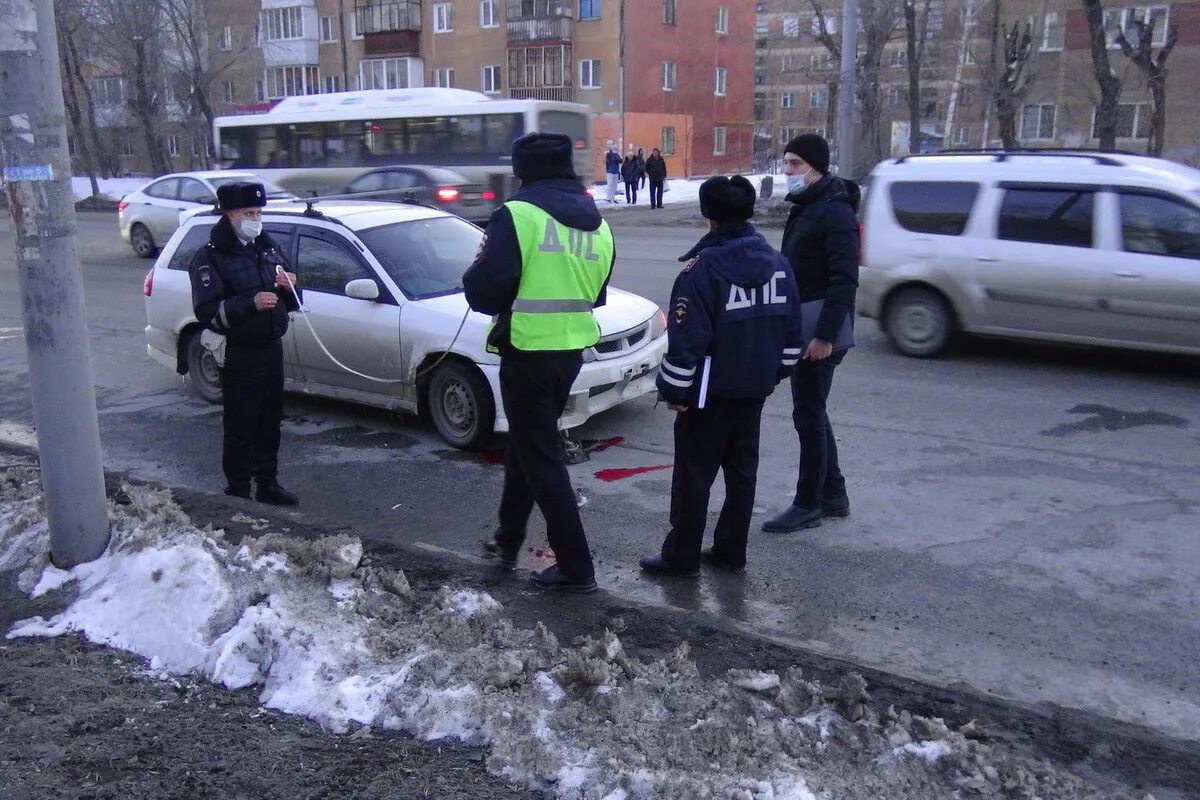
left=197, top=264, right=214, bottom=288
left=681, top=257, right=699, bottom=273
left=672, top=296, right=689, bottom=323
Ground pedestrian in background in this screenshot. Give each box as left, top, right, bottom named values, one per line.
left=636, top=147, right=647, bottom=190
left=640, top=176, right=803, bottom=577
left=605, top=145, right=621, bottom=203
left=189, top=182, right=302, bottom=506
left=621, top=151, right=641, bottom=205
left=464, top=133, right=615, bottom=594
left=645, top=147, right=668, bottom=209
left=763, top=133, right=860, bottom=533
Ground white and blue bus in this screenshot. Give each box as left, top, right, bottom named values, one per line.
left=213, top=88, right=592, bottom=199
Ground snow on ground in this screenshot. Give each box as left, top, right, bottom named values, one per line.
left=0, top=465, right=1129, bottom=800
left=70, top=176, right=147, bottom=201
left=589, top=174, right=787, bottom=209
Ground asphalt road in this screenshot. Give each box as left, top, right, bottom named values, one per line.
left=1, top=211, right=1198, bottom=749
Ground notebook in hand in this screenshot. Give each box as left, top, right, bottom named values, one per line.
left=800, top=299, right=855, bottom=350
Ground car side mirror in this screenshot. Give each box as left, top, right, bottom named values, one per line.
left=345, top=278, right=380, bottom=301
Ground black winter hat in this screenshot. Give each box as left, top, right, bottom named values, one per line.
left=216, top=181, right=267, bottom=211
left=699, top=175, right=756, bottom=223
left=512, top=132, right=577, bottom=183
left=784, top=133, right=831, bottom=175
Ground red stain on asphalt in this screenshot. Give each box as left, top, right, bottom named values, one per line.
left=594, top=465, right=673, bottom=482
left=584, top=436, right=625, bottom=453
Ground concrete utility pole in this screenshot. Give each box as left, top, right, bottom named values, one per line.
left=836, top=0, right=859, bottom=177
left=0, top=0, right=110, bottom=566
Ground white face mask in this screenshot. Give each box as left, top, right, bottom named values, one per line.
left=237, top=218, right=262, bottom=240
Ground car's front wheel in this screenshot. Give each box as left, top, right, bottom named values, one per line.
left=883, top=286, right=954, bottom=358
left=426, top=359, right=494, bottom=451
left=185, top=329, right=224, bottom=404
left=131, top=223, right=157, bottom=259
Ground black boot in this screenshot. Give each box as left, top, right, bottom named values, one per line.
left=700, top=548, right=746, bottom=574
left=482, top=536, right=518, bottom=569
left=761, top=504, right=822, bottom=532
left=530, top=565, right=597, bottom=594
left=224, top=484, right=251, bottom=500
left=821, top=496, right=850, bottom=518
left=256, top=480, right=298, bottom=506
left=639, top=555, right=699, bottom=577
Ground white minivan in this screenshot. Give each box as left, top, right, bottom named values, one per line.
left=858, top=151, right=1200, bottom=357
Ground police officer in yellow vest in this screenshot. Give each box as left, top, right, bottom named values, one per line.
left=464, top=132, right=614, bottom=594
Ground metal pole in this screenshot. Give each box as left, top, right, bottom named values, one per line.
left=836, top=0, right=858, bottom=176
left=0, top=0, right=110, bottom=567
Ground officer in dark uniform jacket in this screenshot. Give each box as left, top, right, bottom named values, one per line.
left=640, top=176, right=804, bottom=577
left=189, top=182, right=302, bottom=505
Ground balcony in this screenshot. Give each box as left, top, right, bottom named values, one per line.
left=508, top=86, right=575, bottom=102
left=356, top=0, right=421, bottom=56
left=507, top=16, right=572, bottom=43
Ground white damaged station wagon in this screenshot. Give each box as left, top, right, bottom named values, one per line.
left=143, top=200, right=667, bottom=449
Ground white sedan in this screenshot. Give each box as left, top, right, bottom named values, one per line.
left=143, top=200, right=666, bottom=449
left=118, top=171, right=294, bottom=258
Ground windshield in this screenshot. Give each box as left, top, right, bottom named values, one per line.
left=209, top=175, right=294, bottom=198
left=358, top=216, right=484, bottom=299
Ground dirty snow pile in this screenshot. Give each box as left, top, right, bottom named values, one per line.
left=0, top=467, right=1134, bottom=800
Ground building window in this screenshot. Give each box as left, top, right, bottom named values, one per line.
left=323, top=75, right=341, bottom=93
left=781, top=91, right=795, bottom=108
left=255, top=80, right=266, bottom=101
left=320, top=15, right=337, bottom=42
left=434, top=3, right=453, bottom=32
left=1093, top=102, right=1152, bottom=139
left=716, top=6, right=729, bottom=34
left=662, top=0, right=675, bottom=25
left=1040, top=11, right=1064, bottom=50
left=714, top=66, right=727, bottom=96
left=482, top=64, right=502, bottom=93
left=348, top=9, right=364, bottom=39
left=259, top=7, right=304, bottom=41
left=809, top=52, right=831, bottom=70
left=218, top=26, right=232, bottom=51
left=508, top=45, right=570, bottom=89
left=222, top=81, right=235, bottom=103
left=661, top=126, right=676, bottom=155
left=361, top=58, right=412, bottom=90
left=713, top=126, right=727, bottom=156
left=662, top=61, right=676, bottom=91
left=783, top=16, right=800, bottom=37
left=166, top=135, right=179, bottom=157
left=955, top=126, right=971, bottom=146
left=755, top=18, right=768, bottom=35
left=580, top=0, right=600, bottom=20
left=579, top=59, right=601, bottom=89
left=480, top=0, right=498, bottom=28
left=810, top=89, right=828, bottom=108
left=811, top=14, right=835, bottom=35
left=1021, top=103, right=1057, bottom=140
left=435, top=67, right=455, bottom=87
left=118, top=137, right=134, bottom=157
left=886, top=85, right=904, bottom=108
left=91, top=76, right=124, bottom=106
left=265, top=66, right=320, bottom=98
left=780, top=126, right=800, bottom=144
left=1106, top=6, right=1169, bottom=48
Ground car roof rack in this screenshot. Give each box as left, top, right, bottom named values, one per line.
left=284, top=189, right=436, bottom=224
left=895, top=148, right=1130, bottom=167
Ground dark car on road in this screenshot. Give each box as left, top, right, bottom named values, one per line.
left=341, top=166, right=499, bottom=226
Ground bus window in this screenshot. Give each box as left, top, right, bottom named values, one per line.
left=447, top=115, right=484, bottom=155
left=484, top=113, right=524, bottom=158
left=538, top=111, right=587, bottom=147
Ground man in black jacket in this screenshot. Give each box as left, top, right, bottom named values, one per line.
left=763, top=134, right=860, bottom=533
left=640, top=176, right=803, bottom=577
left=644, top=148, right=668, bottom=209
left=190, top=182, right=302, bottom=505
left=464, top=133, right=614, bottom=594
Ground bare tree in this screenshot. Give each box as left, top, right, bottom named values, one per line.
left=82, top=0, right=172, bottom=175
left=812, top=0, right=901, bottom=174
left=1115, top=15, right=1177, bottom=157
left=903, top=0, right=933, bottom=154
left=1080, top=0, right=1121, bottom=151
left=56, top=5, right=103, bottom=195
left=994, top=21, right=1034, bottom=148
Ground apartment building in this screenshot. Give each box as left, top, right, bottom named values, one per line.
left=65, top=0, right=756, bottom=181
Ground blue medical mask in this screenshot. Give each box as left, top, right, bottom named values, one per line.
left=237, top=218, right=263, bottom=240
left=786, top=173, right=808, bottom=194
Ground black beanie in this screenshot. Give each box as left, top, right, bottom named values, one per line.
left=216, top=181, right=266, bottom=211
left=784, top=133, right=831, bottom=175
left=699, top=175, right=756, bottom=223
left=512, top=132, right=577, bottom=183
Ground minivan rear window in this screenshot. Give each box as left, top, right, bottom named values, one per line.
left=888, top=181, right=980, bottom=235
left=998, top=187, right=1094, bottom=248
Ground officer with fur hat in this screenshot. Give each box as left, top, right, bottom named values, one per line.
left=464, top=132, right=614, bottom=594
left=640, top=176, right=803, bottom=577
left=189, top=181, right=301, bottom=506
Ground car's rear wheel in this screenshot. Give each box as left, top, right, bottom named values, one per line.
left=185, top=329, right=224, bottom=404
left=426, top=359, right=494, bottom=451
left=884, top=286, right=954, bottom=358
left=131, top=223, right=158, bottom=259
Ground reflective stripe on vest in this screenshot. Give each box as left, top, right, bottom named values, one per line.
left=504, top=199, right=614, bottom=352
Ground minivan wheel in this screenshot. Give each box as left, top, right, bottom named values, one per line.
left=426, top=360, right=495, bottom=451
left=884, top=286, right=954, bottom=358
left=131, top=223, right=157, bottom=259
left=185, top=330, right=224, bottom=404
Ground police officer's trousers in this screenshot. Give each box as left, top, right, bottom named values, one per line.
left=221, top=340, right=284, bottom=493
left=495, top=350, right=594, bottom=582
left=661, top=396, right=765, bottom=570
